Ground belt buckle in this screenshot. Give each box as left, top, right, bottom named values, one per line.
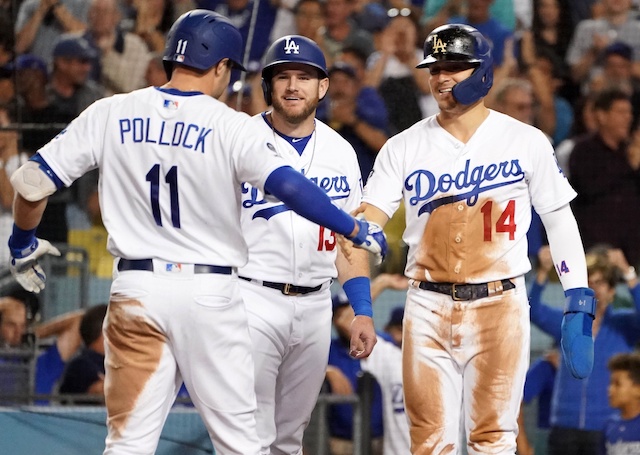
left=451, top=284, right=466, bottom=301
left=282, top=283, right=301, bottom=296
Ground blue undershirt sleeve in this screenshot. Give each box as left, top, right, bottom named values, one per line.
left=264, top=166, right=355, bottom=237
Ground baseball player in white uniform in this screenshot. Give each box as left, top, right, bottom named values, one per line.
left=6, top=11, right=386, bottom=455
left=356, top=24, right=597, bottom=454
left=238, top=35, right=377, bottom=455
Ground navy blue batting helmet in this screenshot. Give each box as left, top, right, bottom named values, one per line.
left=261, top=35, right=328, bottom=105
left=417, top=24, right=493, bottom=105
left=163, top=9, right=246, bottom=80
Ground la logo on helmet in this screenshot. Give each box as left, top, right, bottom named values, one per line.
left=433, top=37, right=447, bottom=54
left=284, top=37, right=300, bottom=54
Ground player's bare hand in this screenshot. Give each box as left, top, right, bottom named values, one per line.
left=349, top=315, right=376, bottom=359
left=325, top=365, right=353, bottom=395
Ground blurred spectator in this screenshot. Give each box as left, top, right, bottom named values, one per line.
left=421, top=0, right=516, bottom=35
left=294, top=0, right=326, bottom=42
left=524, top=0, right=578, bottom=103
left=360, top=288, right=412, bottom=454
left=144, top=52, right=169, bottom=87
left=528, top=246, right=640, bottom=455
left=554, top=91, right=597, bottom=177
left=569, top=87, right=640, bottom=267
left=516, top=347, right=560, bottom=455
left=316, top=57, right=388, bottom=182
left=0, top=120, right=29, bottom=268
left=84, top=0, right=152, bottom=95
left=0, top=16, right=14, bottom=67
left=49, top=33, right=105, bottom=121
left=0, top=295, right=28, bottom=348
left=565, top=0, right=640, bottom=88
left=15, top=0, right=91, bottom=65
left=321, top=0, right=375, bottom=62
left=223, top=71, right=265, bottom=115
left=197, top=0, right=279, bottom=65
left=602, top=352, right=640, bottom=454
left=129, top=0, right=175, bottom=53
left=589, top=41, right=640, bottom=126
left=367, top=9, right=431, bottom=135
left=59, top=303, right=108, bottom=403
left=448, top=0, right=513, bottom=67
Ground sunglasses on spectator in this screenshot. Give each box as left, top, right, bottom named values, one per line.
left=388, top=7, right=411, bottom=17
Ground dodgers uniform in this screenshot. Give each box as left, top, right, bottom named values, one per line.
left=238, top=113, right=362, bottom=453
left=363, top=110, right=577, bottom=454
left=35, top=86, right=289, bottom=455
left=361, top=338, right=411, bottom=455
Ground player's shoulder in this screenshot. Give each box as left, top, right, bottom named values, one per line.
left=487, top=110, right=550, bottom=141
left=314, top=118, right=356, bottom=150
left=383, top=115, right=434, bottom=149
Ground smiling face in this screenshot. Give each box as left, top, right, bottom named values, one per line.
left=427, top=61, right=479, bottom=112
left=270, top=63, right=328, bottom=124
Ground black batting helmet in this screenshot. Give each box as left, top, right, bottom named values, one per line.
left=162, top=9, right=246, bottom=80
left=261, top=35, right=328, bottom=105
left=417, top=24, right=493, bottom=105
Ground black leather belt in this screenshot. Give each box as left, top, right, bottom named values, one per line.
left=418, top=279, right=515, bottom=301
left=239, top=276, right=323, bottom=296
left=118, top=259, right=232, bottom=275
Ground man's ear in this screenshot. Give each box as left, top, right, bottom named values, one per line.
left=319, top=77, right=329, bottom=101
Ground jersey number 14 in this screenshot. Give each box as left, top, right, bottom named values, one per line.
left=480, top=200, right=516, bottom=241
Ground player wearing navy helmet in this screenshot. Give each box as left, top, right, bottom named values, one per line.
left=7, top=11, right=386, bottom=455
left=355, top=24, right=595, bottom=454
left=237, top=34, right=378, bottom=454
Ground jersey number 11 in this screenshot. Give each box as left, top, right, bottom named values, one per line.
left=146, top=164, right=181, bottom=228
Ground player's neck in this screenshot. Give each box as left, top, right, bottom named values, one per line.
left=437, top=103, right=490, bottom=143
left=268, top=111, right=316, bottom=137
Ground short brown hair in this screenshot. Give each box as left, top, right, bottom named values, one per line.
left=608, top=352, right=640, bottom=385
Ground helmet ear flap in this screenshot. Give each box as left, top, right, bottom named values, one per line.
left=262, top=78, right=272, bottom=106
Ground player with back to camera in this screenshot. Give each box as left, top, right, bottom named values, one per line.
left=355, top=24, right=596, bottom=454
left=5, top=10, right=386, bottom=455
left=238, top=35, right=377, bottom=455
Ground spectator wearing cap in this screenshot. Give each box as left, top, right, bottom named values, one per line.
left=83, top=0, right=151, bottom=95
left=50, top=33, right=105, bottom=121
left=565, top=0, right=640, bottom=88
left=317, top=54, right=389, bottom=183
left=15, top=0, right=91, bottom=65
left=589, top=41, right=640, bottom=127
left=326, top=273, right=409, bottom=455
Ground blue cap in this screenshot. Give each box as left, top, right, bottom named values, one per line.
left=14, top=54, right=48, bottom=77
left=328, top=61, right=357, bottom=78
left=53, top=34, right=97, bottom=60
left=386, top=306, right=404, bottom=327
left=603, top=41, right=633, bottom=61
left=357, top=3, right=390, bottom=33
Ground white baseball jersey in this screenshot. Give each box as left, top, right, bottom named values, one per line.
left=363, top=110, right=576, bottom=284
left=238, top=114, right=363, bottom=285
left=37, top=86, right=286, bottom=266
left=360, top=338, right=411, bottom=455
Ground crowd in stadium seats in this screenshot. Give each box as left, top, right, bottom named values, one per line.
left=1, top=0, right=640, bottom=453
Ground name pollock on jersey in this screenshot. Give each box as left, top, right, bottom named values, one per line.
left=405, top=158, right=525, bottom=214
left=118, top=117, right=212, bottom=154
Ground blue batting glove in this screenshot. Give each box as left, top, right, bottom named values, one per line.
left=348, top=216, right=388, bottom=266
left=561, top=287, right=596, bottom=379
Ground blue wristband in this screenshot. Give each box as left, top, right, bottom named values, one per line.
left=342, top=276, right=372, bottom=317
left=8, top=224, right=37, bottom=250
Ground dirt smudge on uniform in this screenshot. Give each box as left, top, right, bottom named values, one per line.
left=467, top=294, right=524, bottom=450
left=416, top=197, right=511, bottom=283
left=404, top=305, right=453, bottom=453
left=104, top=298, right=165, bottom=439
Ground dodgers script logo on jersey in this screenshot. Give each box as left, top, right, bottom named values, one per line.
left=406, top=158, right=525, bottom=215
left=242, top=174, right=351, bottom=220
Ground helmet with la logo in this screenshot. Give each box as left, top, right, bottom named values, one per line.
left=417, top=24, right=493, bottom=105
left=261, top=35, right=329, bottom=105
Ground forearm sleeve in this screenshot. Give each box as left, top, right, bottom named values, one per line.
left=264, top=166, right=355, bottom=236
left=539, top=204, right=588, bottom=291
